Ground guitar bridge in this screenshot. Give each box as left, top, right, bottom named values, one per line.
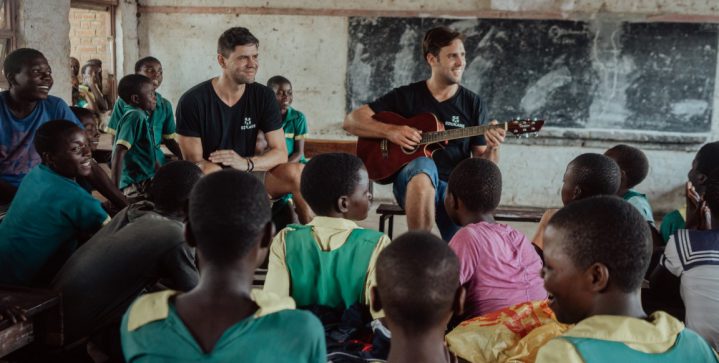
left=381, top=139, right=389, bottom=159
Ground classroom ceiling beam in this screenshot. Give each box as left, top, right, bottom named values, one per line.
left=136, top=5, right=719, bottom=23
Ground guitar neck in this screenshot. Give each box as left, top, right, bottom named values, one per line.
left=420, top=123, right=508, bottom=144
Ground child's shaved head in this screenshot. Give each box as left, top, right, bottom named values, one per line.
left=604, top=144, right=649, bottom=189
left=562, top=153, right=621, bottom=204
left=375, top=231, right=460, bottom=331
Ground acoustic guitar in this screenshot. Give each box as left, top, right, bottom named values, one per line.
left=356, top=112, right=544, bottom=184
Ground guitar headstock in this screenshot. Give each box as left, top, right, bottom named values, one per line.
left=506, top=118, right=544, bottom=137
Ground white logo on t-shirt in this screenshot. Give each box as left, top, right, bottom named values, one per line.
left=445, top=116, right=465, bottom=128
left=241, top=117, right=256, bottom=130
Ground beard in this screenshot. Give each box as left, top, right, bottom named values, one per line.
left=230, top=70, right=256, bottom=85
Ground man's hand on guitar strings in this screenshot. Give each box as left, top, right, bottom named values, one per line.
left=387, top=124, right=422, bottom=149
left=484, top=120, right=506, bottom=149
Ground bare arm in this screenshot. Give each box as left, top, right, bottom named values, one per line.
left=111, top=145, right=128, bottom=187
left=256, top=129, right=289, bottom=169
left=208, top=129, right=288, bottom=172
left=86, top=161, right=127, bottom=208
left=471, top=120, right=506, bottom=164
left=163, top=138, right=183, bottom=160
left=343, top=105, right=421, bottom=149
left=177, top=135, right=221, bottom=174
left=288, top=138, right=305, bottom=163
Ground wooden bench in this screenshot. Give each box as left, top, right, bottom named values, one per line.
left=304, top=139, right=357, bottom=158
left=376, top=203, right=545, bottom=239
left=0, top=286, right=62, bottom=358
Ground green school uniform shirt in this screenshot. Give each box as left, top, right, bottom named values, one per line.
left=0, top=164, right=109, bottom=285
left=283, top=106, right=308, bottom=162
left=114, top=107, right=158, bottom=190
left=121, top=290, right=327, bottom=363
left=623, top=189, right=655, bottom=223
left=108, top=92, right=177, bottom=165
left=536, top=311, right=719, bottom=363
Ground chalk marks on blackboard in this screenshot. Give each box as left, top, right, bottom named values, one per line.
left=347, top=17, right=718, bottom=133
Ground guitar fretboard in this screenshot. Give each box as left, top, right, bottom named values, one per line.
left=420, top=123, right=508, bottom=144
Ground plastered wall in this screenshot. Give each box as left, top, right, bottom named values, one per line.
left=131, top=0, right=719, bottom=208
left=17, top=0, right=72, bottom=102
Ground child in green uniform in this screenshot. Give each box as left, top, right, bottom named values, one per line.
left=267, top=75, right=308, bottom=163
left=372, top=231, right=464, bottom=363
left=264, top=152, right=391, bottom=316
left=604, top=144, right=655, bottom=224
left=0, top=120, right=109, bottom=286
left=121, top=169, right=326, bottom=362
left=107, top=57, right=182, bottom=162
left=111, top=74, right=158, bottom=200
left=536, top=196, right=718, bottom=363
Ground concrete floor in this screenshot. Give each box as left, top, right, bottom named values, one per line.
left=357, top=200, right=540, bottom=241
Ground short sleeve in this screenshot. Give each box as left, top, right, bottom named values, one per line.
left=115, top=112, right=143, bottom=150
left=175, top=92, right=202, bottom=137
left=263, top=229, right=291, bottom=297
left=160, top=244, right=199, bottom=292
left=660, top=235, right=684, bottom=277
left=160, top=98, right=177, bottom=138
left=368, top=87, right=404, bottom=114
left=469, top=95, right=488, bottom=146
left=259, top=86, right=282, bottom=133
left=55, top=98, right=83, bottom=127
left=294, top=112, right=308, bottom=139
left=67, top=190, right=109, bottom=233
left=449, top=228, right=479, bottom=285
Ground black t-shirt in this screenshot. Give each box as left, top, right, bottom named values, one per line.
left=368, top=81, right=488, bottom=180
left=176, top=80, right=282, bottom=159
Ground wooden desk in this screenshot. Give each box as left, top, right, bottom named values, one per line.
left=0, top=286, right=62, bottom=358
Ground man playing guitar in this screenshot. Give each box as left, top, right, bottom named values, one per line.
left=343, top=26, right=506, bottom=241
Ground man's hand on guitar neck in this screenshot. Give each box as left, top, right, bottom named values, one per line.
left=386, top=124, right=422, bottom=149
left=473, top=120, right=506, bottom=164
left=484, top=120, right=506, bottom=149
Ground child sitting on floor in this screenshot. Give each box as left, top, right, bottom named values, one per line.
left=536, top=196, right=718, bottom=362
left=121, top=169, right=326, bottom=362
left=111, top=74, right=158, bottom=201
left=532, top=153, right=621, bottom=249
left=372, top=231, right=464, bottom=363
left=0, top=120, right=109, bottom=286
left=604, top=144, right=655, bottom=224
left=445, top=158, right=546, bottom=318
left=264, top=152, right=390, bottom=322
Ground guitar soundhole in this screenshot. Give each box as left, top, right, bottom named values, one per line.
left=401, top=145, right=418, bottom=155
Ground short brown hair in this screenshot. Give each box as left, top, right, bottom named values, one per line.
left=422, top=26, right=464, bottom=60
left=217, top=27, right=259, bottom=57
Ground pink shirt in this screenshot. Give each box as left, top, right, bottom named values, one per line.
left=449, top=221, right=547, bottom=318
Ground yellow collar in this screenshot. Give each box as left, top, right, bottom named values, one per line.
left=126, top=289, right=296, bottom=331
left=308, top=216, right=360, bottom=230
left=563, top=311, right=684, bottom=353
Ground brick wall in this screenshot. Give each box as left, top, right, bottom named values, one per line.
left=69, top=8, right=111, bottom=71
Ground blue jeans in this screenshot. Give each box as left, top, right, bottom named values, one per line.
left=392, top=157, right=460, bottom=241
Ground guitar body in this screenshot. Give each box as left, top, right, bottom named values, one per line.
left=356, top=112, right=445, bottom=184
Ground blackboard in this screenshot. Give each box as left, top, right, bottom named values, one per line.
left=346, top=17, right=718, bottom=133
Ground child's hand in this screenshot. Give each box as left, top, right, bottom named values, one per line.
left=685, top=181, right=707, bottom=229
